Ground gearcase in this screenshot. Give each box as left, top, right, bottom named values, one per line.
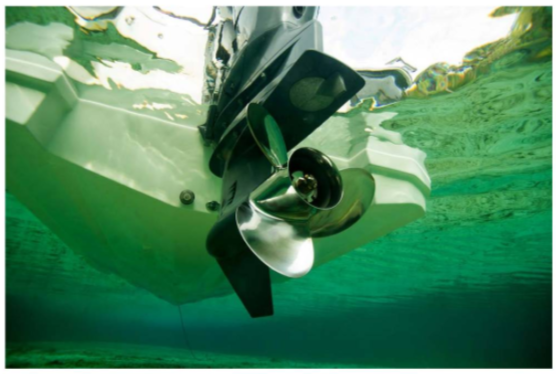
left=201, top=7, right=384, bottom=317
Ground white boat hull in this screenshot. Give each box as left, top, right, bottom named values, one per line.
left=6, top=48, right=431, bottom=305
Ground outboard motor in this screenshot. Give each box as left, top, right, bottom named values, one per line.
left=202, top=6, right=374, bottom=317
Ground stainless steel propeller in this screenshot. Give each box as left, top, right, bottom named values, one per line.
left=236, top=103, right=376, bottom=278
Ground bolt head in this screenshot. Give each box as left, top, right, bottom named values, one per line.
left=180, top=190, right=195, bottom=205
left=206, top=201, right=221, bottom=212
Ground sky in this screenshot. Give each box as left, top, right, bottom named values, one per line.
left=319, top=6, right=517, bottom=75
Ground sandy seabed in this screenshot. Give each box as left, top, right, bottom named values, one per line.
left=6, top=341, right=366, bottom=369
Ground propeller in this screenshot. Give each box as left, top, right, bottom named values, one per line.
left=236, top=103, right=376, bottom=278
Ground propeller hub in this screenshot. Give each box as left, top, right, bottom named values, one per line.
left=236, top=103, right=376, bottom=283
left=292, top=172, right=318, bottom=202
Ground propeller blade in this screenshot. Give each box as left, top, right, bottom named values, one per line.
left=236, top=201, right=314, bottom=278
left=247, top=103, right=288, bottom=168
left=309, top=168, right=375, bottom=238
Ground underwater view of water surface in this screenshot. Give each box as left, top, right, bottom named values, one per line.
left=4, top=6, right=553, bottom=369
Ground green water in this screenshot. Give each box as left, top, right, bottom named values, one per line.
left=5, top=6, right=552, bottom=368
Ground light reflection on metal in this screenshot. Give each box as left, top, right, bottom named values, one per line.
left=250, top=148, right=343, bottom=221
left=309, top=168, right=375, bottom=238
left=236, top=202, right=314, bottom=278
left=237, top=103, right=374, bottom=278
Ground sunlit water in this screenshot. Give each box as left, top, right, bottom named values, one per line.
left=5, top=6, right=552, bottom=368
